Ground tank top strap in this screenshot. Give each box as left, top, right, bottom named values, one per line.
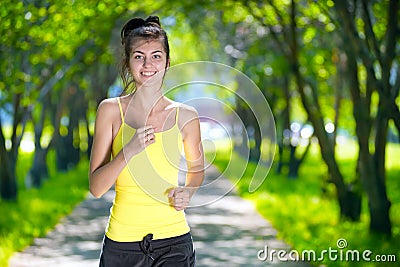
left=116, top=97, right=125, bottom=124
left=175, top=106, right=179, bottom=124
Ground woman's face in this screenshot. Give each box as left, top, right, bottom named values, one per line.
left=129, top=39, right=169, bottom=88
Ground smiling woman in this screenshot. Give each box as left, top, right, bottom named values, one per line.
left=88, top=15, right=204, bottom=267
left=129, top=40, right=168, bottom=88
left=120, top=16, right=170, bottom=95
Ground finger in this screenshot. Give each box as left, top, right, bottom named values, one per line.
left=174, top=204, right=184, bottom=211
left=173, top=186, right=184, bottom=194
left=144, top=125, right=153, bottom=132
left=175, top=205, right=185, bottom=211
left=176, top=188, right=189, bottom=198
left=145, top=133, right=155, bottom=143
left=144, top=128, right=155, bottom=135
left=174, top=193, right=188, bottom=204
left=147, top=132, right=155, bottom=140
left=141, top=125, right=154, bottom=135
left=174, top=198, right=189, bottom=211
left=168, top=188, right=176, bottom=198
left=146, top=137, right=155, bottom=145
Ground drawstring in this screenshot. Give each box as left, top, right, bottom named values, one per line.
left=140, top=234, right=155, bottom=261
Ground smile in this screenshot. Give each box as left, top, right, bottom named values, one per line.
left=141, top=71, right=157, bottom=77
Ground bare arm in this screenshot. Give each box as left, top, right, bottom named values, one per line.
left=182, top=110, right=204, bottom=194
left=89, top=100, right=126, bottom=198
left=169, top=106, right=204, bottom=210
left=88, top=99, right=155, bottom=198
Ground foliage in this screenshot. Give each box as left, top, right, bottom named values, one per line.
left=0, top=151, right=89, bottom=267
left=211, top=142, right=400, bottom=266
left=0, top=0, right=399, bottom=261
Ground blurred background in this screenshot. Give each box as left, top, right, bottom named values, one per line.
left=1, top=0, right=399, bottom=266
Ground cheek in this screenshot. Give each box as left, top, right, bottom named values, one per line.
left=156, top=58, right=169, bottom=69
left=128, top=60, right=140, bottom=73
left=158, top=60, right=168, bottom=69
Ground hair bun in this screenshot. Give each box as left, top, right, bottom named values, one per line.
left=145, top=16, right=160, bottom=26
left=121, top=16, right=161, bottom=41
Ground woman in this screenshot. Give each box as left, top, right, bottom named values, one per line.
left=89, top=15, right=204, bottom=267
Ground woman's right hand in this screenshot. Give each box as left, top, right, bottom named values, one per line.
left=124, top=125, right=155, bottom=160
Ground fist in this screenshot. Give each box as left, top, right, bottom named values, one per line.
left=168, top=187, right=191, bottom=211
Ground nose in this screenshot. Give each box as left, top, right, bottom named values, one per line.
left=142, top=57, right=151, bottom=67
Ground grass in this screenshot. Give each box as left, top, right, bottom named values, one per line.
left=211, top=141, right=400, bottom=267
left=0, top=151, right=89, bottom=267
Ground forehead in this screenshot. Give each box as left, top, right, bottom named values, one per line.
left=131, top=39, right=164, bottom=53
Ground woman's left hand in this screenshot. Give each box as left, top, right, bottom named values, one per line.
left=168, top=187, right=191, bottom=211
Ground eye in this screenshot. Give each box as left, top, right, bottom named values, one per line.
left=153, top=54, right=162, bottom=59
left=132, top=54, right=143, bottom=60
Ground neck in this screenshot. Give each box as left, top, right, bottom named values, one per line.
left=132, top=84, right=165, bottom=113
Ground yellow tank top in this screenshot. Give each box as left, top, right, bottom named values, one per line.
left=105, top=97, right=190, bottom=242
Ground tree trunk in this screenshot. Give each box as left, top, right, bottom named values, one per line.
left=287, top=144, right=299, bottom=178
left=334, top=0, right=393, bottom=235
left=276, top=76, right=291, bottom=175
left=292, top=60, right=361, bottom=219
left=28, top=147, right=49, bottom=188
left=389, top=101, right=400, bottom=140
left=56, top=113, right=80, bottom=171
left=369, top=103, right=391, bottom=235
left=357, top=142, right=391, bottom=235
left=234, top=98, right=251, bottom=160
left=351, top=81, right=391, bottom=233
left=337, top=186, right=362, bottom=221
left=352, top=48, right=391, bottom=234
left=0, top=93, right=26, bottom=200
left=0, top=120, right=17, bottom=200
left=288, top=140, right=311, bottom=179
left=27, top=95, right=50, bottom=188
left=276, top=143, right=285, bottom=174
left=286, top=0, right=361, bottom=220
left=0, top=123, right=17, bottom=200
left=56, top=115, right=80, bottom=171
left=0, top=155, right=17, bottom=201
left=250, top=122, right=261, bottom=163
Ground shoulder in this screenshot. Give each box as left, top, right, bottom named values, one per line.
left=98, top=97, right=119, bottom=109
left=176, top=103, right=200, bottom=138
left=177, top=103, right=199, bottom=121
left=96, top=97, right=120, bottom=121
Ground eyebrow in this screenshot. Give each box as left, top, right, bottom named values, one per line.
left=132, top=50, right=163, bottom=54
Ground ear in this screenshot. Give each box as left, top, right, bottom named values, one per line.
left=166, top=58, right=170, bottom=68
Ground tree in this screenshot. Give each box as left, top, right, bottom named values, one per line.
left=0, top=0, right=126, bottom=198
left=0, top=1, right=34, bottom=200
left=233, top=0, right=364, bottom=221
left=333, top=0, right=399, bottom=235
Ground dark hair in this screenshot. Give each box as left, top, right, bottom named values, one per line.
left=120, top=15, right=170, bottom=94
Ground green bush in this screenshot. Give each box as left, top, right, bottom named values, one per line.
left=0, top=151, right=89, bottom=267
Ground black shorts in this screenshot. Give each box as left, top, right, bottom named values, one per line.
left=99, top=232, right=196, bottom=267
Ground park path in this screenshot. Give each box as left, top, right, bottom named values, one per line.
left=8, top=165, right=310, bottom=267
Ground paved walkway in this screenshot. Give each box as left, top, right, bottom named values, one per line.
left=9, top=165, right=310, bottom=267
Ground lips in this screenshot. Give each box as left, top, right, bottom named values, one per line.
left=141, top=71, right=157, bottom=77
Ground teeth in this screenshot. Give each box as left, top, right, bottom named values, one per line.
left=142, top=71, right=156, bottom=77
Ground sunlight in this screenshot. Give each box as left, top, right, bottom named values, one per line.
left=20, top=133, right=35, bottom=153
